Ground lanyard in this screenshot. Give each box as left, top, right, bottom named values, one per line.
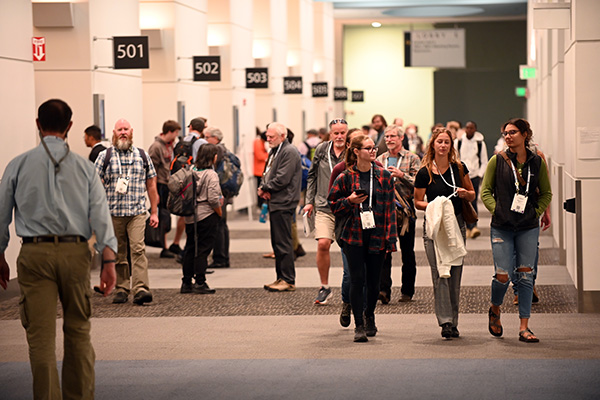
left=263, top=143, right=282, bottom=176
left=116, top=150, right=125, bottom=176
left=359, top=164, right=374, bottom=211
left=508, top=159, right=531, bottom=195
left=327, top=142, right=334, bottom=174
left=433, top=161, right=458, bottom=197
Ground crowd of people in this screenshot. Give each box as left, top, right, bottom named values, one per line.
left=0, top=99, right=553, bottom=397
left=254, top=114, right=552, bottom=344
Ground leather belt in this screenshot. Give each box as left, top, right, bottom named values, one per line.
left=22, top=235, right=87, bottom=244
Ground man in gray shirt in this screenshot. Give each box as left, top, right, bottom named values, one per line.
left=259, top=122, right=301, bottom=292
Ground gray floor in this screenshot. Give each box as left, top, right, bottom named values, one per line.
left=1, top=205, right=599, bottom=399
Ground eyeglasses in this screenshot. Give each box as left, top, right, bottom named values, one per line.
left=361, top=146, right=376, bottom=152
left=501, top=129, right=520, bottom=137
left=329, top=118, right=348, bottom=127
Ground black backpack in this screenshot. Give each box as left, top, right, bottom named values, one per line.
left=170, top=136, right=198, bottom=174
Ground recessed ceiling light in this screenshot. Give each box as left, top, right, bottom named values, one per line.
left=371, top=22, right=382, bottom=28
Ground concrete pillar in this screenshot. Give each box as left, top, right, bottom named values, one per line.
left=0, top=0, right=36, bottom=266
left=32, top=0, right=145, bottom=155
left=528, top=0, right=600, bottom=312
left=140, top=0, right=210, bottom=142
left=207, top=0, right=256, bottom=211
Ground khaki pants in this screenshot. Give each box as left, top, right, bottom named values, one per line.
left=111, top=214, right=149, bottom=295
left=17, top=241, right=94, bottom=400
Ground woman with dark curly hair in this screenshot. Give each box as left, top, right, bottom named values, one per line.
left=481, top=118, right=552, bottom=343
left=414, top=127, right=476, bottom=339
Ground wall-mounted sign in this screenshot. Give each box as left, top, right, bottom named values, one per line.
left=333, top=87, right=348, bottom=101
left=113, top=36, right=149, bottom=69
left=32, top=37, right=46, bottom=61
left=519, top=65, right=537, bottom=80
left=246, top=68, right=268, bottom=88
left=193, top=56, right=221, bottom=81
left=283, top=76, right=303, bottom=94
left=312, top=82, right=328, bottom=98
left=351, top=91, right=364, bottom=102
left=404, top=29, right=465, bottom=68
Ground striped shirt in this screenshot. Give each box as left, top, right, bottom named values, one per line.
left=94, top=146, right=157, bottom=217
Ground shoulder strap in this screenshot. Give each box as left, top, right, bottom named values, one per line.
left=498, top=151, right=525, bottom=186
left=477, top=141, right=483, bottom=164
left=138, top=148, right=149, bottom=173
left=457, top=139, right=462, bottom=152
left=102, top=147, right=113, bottom=174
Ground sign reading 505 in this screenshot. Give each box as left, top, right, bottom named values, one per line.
left=113, top=36, right=149, bottom=69
left=246, top=68, right=268, bottom=89
left=193, top=56, right=221, bottom=81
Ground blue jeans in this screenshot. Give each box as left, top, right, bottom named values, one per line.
left=490, top=226, right=539, bottom=319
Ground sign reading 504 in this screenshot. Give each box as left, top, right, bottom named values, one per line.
left=246, top=68, right=268, bottom=89
left=113, top=36, right=149, bottom=69
left=193, top=56, right=221, bottom=81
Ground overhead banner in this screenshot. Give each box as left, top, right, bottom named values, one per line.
left=404, top=29, right=465, bottom=68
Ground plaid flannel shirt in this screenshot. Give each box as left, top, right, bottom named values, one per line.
left=94, top=146, right=157, bottom=217
left=328, top=163, right=397, bottom=253
left=377, top=148, right=421, bottom=201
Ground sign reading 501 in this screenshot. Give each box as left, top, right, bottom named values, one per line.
left=113, top=36, right=149, bottom=69
left=193, top=56, right=221, bottom=81
left=246, top=68, right=268, bottom=89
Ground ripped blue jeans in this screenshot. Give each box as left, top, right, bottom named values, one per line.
left=490, top=226, right=540, bottom=319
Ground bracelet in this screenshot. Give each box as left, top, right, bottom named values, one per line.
left=102, top=259, right=116, bottom=264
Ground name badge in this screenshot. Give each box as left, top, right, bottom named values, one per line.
left=360, top=210, right=376, bottom=230
left=116, top=177, right=129, bottom=194
left=511, top=193, right=527, bottom=214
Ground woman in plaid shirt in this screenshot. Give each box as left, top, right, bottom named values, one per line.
left=328, top=135, right=397, bottom=342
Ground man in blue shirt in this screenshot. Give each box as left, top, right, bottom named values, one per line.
left=0, top=99, right=118, bottom=399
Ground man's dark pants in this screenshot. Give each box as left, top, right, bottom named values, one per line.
left=380, top=218, right=417, bottom=298
left=269, top=208, right=296, bottom=284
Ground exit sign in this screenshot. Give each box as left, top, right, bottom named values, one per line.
left=515, top=87, right=527, bottom=97
left=519, top=65, right=537, bottom=80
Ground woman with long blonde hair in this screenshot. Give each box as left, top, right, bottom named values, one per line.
left=414, top=128, right=476, bottom=339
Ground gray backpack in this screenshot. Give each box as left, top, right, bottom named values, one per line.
left=167, top=167, right=196, bottom=216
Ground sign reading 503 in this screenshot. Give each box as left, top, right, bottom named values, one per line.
left=246, top=68, right=268, bottom=89
left=193, top=56, right=221, bottom=81
left=113, top=36, right=149, bottom=69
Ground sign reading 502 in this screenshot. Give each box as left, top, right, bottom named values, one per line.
left=246, top=68, right=268, bottom=89
left=193, top=56, right=221, bottom=81
left=113, top=36, right=149, bottom=69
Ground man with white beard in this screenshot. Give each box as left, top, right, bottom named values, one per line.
left=95, top=119, right=159, bottom=305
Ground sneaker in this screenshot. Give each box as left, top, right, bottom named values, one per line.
left=340, top=303, right=351, bottom=327
left=314, top=287, right=332, bottom=305
left=168, top=244, right=183, bottom=255
left=193, top=283, right=216, bottom=294
left=160, top=249, right=175, bottom=259
left=398, top=294, right=413, bottom=302
left=441, top=322, right=453, bottom=339
left=180, top=281, right=193, bottom=294
left=133, top=290, right=153, bottom=305
left=112, top=291, right=128, bottom=304
left=267, top=280, right=296, bottom=292
left=354, top=325, right=368, bottom=342
left=365, top=315, right=377, bottom=337
left=532, top=286, right=540, bottom=303
left=264, top=279, right=281, bottom=290
left=176, top=254, right=183, bottom=265
left=378, top=291, right=390, bottom=305
left=470, top=227, right=481, bottom=239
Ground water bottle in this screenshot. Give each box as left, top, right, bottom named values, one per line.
left=259, top=203, right=268, bottom=223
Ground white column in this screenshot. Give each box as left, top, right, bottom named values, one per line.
left=0, top=0, right=36, bottom=266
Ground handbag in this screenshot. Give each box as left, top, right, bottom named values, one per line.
left=394, top=188, right=415, bottom=236
left=457, top=163, right=478, bottom=225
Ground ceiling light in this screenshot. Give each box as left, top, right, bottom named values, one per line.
left=371, top=22, right=382, bottom=28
